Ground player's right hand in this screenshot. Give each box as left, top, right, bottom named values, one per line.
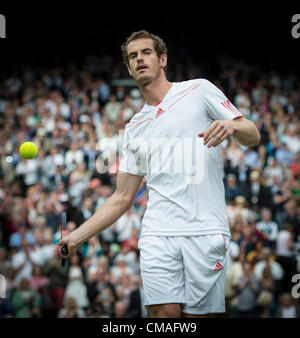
left=57, top=235, right=78, bottom=258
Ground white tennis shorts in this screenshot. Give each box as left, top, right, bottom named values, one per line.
left=138, top=234, right=230, bottom=315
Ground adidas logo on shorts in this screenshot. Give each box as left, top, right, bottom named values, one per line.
left=214, top=261, right=223, bottom=271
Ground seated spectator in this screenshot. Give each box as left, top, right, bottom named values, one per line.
left=224, top=174, right=243, bottom=202
left=68, top=163, right=89, bottom=205
left=115, top=273, right=134, bottom=309
left=256, top=290, right=275, bottom=318
left=282, top=199, right=300, bottom=238
left=87, top=266, right=113, bottom=305
left=114, top=208, right=141, bottom=244
left=275, top=293, right=300, bottom=318
left=29, top=265, right=50, bottom=294
left=243, top=170, right=273, bottom=211
left=256, top=208, right=279, bottom=249
left=275, top=143, right=295, bottom=166
left=9, top=220, right=35, bottom=251
left=121, top=227, right=139, bottom=254
left=110, top=254, right=134, bottom=285
left=112, top=300, right=127, bottom=318
left=128, top=276, right=148, bottom=318
left=290, top=152, right=300, bottom=179
left=32, top=227, right=55, bottom=264
left=81, top=236, right=103, bottom=267
left=15, top=156, right=39, bottom=187
left=246, top=240, right=265, bottom=266
left=103, top=94, right=122, bottom=123
left=0, top=296, right=14, bottom=318
left=57, top=296, right=86, bottom=318
left=65, top=141, right=84, bottom=174
left=273, top=180, right=293, bottom=228
left=90, top=300, right=108, bottom=318
left=233, top=195, right=257, bottom=224
left=0, top=247, right=10, bottom=277
left=64, top=264, right=89, bottom=310
left=276, top=223, right=298, bottom=292
left=11, top=278, right=41, bottom=318
left=42, top=253, right=68, bottom=311
left=253, top=247, right=283, bottom=284
left=244, top=147, right=260, bottom=170
left=238, top=223, right=264, bottom=256
left=73, top=196, right=95, bottom=227
left=4, top=267, right=17, bottom=300
left=94, top=286, right=116, bottom=318
left=235, top=261, right=259, bottom=318
left=264, top=157, right=283, bottom=188
left=11, top=239, right=43, bottom=285
left=29, top=264, right=55, bottom=318
left=226, top=139, right=244, bottom=169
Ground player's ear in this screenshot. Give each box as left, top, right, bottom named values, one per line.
left=160, top=54, right=167, bottom=70
left=126, top=63, right=132, bottom=77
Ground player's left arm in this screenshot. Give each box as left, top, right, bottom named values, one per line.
left=198, top=116, right=261, bottom=148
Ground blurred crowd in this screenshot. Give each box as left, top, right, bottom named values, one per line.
left=0, top=52, right=300, bottom=318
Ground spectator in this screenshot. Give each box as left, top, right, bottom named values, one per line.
left=113, top=300, right=127, bottom=318
left=0, top=297, right=14, bottom=318
left=103, top=94, right=122, bottom=123
left=256, top=208, right=279, bottom=249
left=121, top=227, right=139, bottom=254
left=73, top=196, right=94, bottom=227
left=276, top=293, right=300, bottom=318
left=11, top=239, right=43, bottom=285
left=9, top=221, right=35, bottom=251
left=57, top=296, right=86, bottom=318
left=42, top=253, right=68, bottom=312
left=276, top=223, right=298, bottom=292
left=114, top=208, right=141, bottom=244
left=256, top=290, right=274, bottom=318
left=275, top=143, right=295, bottom=166
left=273, top=180, right=293, bottom=228
left=110, top=254, right=134, bottom=285
left=246, top=240, right=265, bottom=266
left=244, top=147, right=260, bottom=170
left=282, top=199, right=300, bottom=239
left=235, top=261, right=259, bottom=317
left=253, top=247, right=283, bottom=286
left=64, top=263, right=90, bottom=310
left=243, top=169, right=273, bottom=211
left=224, top=174, right=243, bottom=202
left=95, top=286, right=116, bottom=317
left=29, top=265, right=50, bottom=294
left=65, top=141, right=85, bottom=174
left=11, top=278, right=41, bottom=318
left=128, top=276, right=148, bottom=318
left=290, top=152, right=300, bottom=179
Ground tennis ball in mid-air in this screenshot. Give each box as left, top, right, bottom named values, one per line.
left=19, top=142, right=38, bottom=159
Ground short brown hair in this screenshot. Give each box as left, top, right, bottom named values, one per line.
left=121, top=30, right=168, bottom=70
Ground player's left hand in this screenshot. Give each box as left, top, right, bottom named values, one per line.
left=198, top=120, right=235, bottom=148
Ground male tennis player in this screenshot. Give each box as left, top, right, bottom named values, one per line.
left=58, top=30, right=260, bottom=318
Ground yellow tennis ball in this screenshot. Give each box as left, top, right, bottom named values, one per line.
left=19, top=142, right=38, bottom=159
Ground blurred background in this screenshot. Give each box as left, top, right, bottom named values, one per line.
left=0, top=5, right=300, bottom=318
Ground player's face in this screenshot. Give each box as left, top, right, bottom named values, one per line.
left=126, top=38, right=166, bottom=86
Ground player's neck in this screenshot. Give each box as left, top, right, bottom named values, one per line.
left=140, top=76, right=173, bottom=106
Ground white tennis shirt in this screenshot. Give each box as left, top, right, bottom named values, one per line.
left=119, top=79, right=243, bottom=237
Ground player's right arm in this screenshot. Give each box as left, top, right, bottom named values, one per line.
left=58, top=172, right=144, bottom=258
